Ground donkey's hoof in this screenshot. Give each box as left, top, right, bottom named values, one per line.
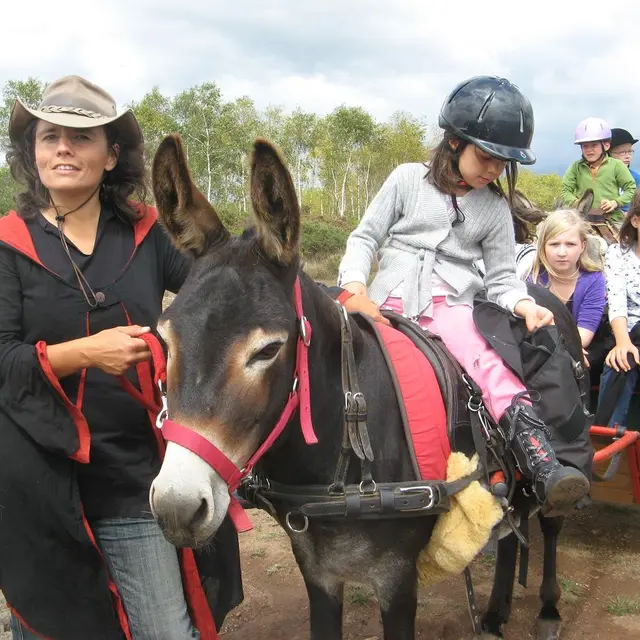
left=537, top=617, right=561, bottom=640
left=474, top=633, right=502, bottom=640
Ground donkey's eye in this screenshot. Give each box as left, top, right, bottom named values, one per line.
left=248, top=341, right=284, bottom=365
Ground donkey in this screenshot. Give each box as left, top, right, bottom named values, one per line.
left=147, top=134, right=587, bottom=640
left=149, top=134, right=440, bottom=639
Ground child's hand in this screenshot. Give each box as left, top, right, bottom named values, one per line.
left=343, top=294, right=391, bottom=325
left=605, top=339, right=640, bottom=372
left=342, top=281, right=368, bottom=296
left=514, top=300, right=554, bottom=332
left=600, top=199, right=618, bottom=214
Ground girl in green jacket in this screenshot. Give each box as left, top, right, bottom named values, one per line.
left=562, top=117, right=636, bottom=227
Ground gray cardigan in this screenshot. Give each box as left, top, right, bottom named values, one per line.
left=338, top=163, right=531, bottom=318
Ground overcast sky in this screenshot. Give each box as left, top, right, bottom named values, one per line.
left=2, top=0, right=639, bottom=174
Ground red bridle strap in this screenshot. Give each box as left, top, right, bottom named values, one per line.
left=293, top=277, right=316, bottom=445
left=162, top=387, right=299, bottom=533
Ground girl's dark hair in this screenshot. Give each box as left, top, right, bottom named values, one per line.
left=6, top=119, right=148, bottom=222
left=426, top=130, right=518, bottom=226
left=619, top=190, right=640, bottom=250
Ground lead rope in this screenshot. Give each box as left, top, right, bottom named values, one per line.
left=49, top=183, right=102, bottom=308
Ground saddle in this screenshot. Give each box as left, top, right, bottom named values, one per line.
left=239, top=307, right=492, bottom=524
left=584, top=208, right=620, bottom=245
left=355, top=310, right=487, bottom=462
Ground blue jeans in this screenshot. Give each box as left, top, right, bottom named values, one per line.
left=599, top=365, right=639, bottom=427
left=11, top=517, right=199, bottom=640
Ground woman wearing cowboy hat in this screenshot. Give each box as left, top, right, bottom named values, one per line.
left=0, top=75, right=242, bottom=640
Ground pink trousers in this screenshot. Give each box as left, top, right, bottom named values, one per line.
left=382, top=297, right=527, bottom=421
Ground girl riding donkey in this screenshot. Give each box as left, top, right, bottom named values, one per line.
left=338, top=75, right=591, bottom=516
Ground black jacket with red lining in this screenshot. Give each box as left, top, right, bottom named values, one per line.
left=0, top=205, right=243, bottom=640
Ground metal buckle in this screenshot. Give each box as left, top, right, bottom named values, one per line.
left=345, top=391, right=365, bottom=410
left=398, top=485, right=436, bottom=510
left=359, top=479, right=377, bottom=494
left=467, top=396, right=483, bottom=412
left=156, top=379, right=168, bottom=429
left=285, top=511, right=309, bottom=533
left=299, top=317, right=311, bottom=347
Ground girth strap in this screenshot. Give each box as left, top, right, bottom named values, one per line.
left=242, top=467, right=484, bottom=521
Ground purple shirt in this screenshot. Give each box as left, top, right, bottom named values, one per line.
left=529, top=270, right=606, bottom=333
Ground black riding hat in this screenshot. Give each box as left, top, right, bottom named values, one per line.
left=439, top=75, right=536, bottom=165
left=610, top=128, right=638, bottom=148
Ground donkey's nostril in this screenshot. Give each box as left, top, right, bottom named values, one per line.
left=190, top=497, right=210, bottom=529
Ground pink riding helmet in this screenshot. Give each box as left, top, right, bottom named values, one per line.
left=574, top=117, right=612, bottom=144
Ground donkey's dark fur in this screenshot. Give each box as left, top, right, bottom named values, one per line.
left=150, top=134, right=589, bottom=640
left=152, top=134, right=438, bottom=639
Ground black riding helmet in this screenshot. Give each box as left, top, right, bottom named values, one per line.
left=438, top=75, right=536, bottom=165
left=610, top=128, right=638, bottom=148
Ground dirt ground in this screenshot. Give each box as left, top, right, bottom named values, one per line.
left=218, top=501, right=640, bottom=640
left=1, top=502, right=639, bottom=639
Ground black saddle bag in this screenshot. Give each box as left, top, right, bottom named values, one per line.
left=473, top=301, right=594, bottom=479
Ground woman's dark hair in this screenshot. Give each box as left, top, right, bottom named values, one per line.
left=619, top=190, right=640, bottom=250
left=426, top=130, right=518, bottom=225
left=6, top=119, right=148, bottom=222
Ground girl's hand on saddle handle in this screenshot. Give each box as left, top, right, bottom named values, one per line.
left=342, top=294, right=391, bottom=326
left=600, top=199, right=618, bottom=214
left=340, top=281, right=391, bottom=326
left=514, top=300, right=555, bottom=332
left=341, top=281, right=368, bottom=296
left=85, top=325, right=153, bottom=376
left=605, top=339, right=640, bottom=373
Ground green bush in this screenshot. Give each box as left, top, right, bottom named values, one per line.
left=300, top=220, right=350, bottom=259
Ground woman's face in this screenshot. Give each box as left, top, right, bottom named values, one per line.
left=455, top=142, right=507, bottom=189
left=34, top=121, right=117, bottom=198
left=544, top=228, right=585, bottom=275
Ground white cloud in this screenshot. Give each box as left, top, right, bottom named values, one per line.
left=2, top=0, right=640, bottom=173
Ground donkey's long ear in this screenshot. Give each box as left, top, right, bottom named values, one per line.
left=152, top=134, right=229, bottom=258
left=511, top=189, right=533, bottom=210
left=576, top=189, right=595, bottom=217
left=250, top=138, right=300, bottom=266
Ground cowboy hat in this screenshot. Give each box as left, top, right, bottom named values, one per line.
left=8, top=75, right=142, bottom=146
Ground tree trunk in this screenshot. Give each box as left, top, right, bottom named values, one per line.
left=339, top=154, right=352, bottom=219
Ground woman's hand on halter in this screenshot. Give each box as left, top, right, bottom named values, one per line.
left=514, top=300, right=555, bottom=332
left=85, top=325, right=153, bottom=375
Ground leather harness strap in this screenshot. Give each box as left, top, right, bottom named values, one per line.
left=122, top=278, right=487, bottom=532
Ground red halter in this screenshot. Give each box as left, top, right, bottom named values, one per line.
left=141, top=276, right=318, bottom=533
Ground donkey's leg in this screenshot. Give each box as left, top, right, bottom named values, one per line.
left=372, top=559, right=418, bottom=640
left=537, top=514, right=564, bottom=640
left=303, top=576, right=344, bottom=640
left=482, top=532, right=519, bottom=638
